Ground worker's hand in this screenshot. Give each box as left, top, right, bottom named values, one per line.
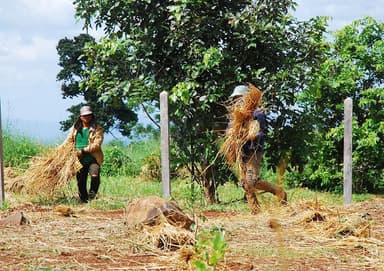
left=246, top=120, right=260, bottom=141
left=77, top=150, right=83, bottom=158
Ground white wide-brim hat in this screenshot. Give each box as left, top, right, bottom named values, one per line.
left=80, top=106, right=93, bottom=116
left=230, top=85, right=249, bottom=97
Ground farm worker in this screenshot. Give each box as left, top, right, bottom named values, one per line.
left=63, top=105, right=104, bottom=203
left=228, top=85, right=287, bottom=213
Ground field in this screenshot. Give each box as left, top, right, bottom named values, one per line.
left=1, top=135, right=383, bottom=270
left=1, top=187, right=383, bottom=271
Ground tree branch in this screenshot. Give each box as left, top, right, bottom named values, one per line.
left=141, top=103, right=160, bottom=128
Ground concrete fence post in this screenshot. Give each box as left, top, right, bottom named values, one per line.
left=344, top=97, right=353, bottom=205
left=0, top=99, right=5, bottom=206
left=160, top=91, right=170, bottom=198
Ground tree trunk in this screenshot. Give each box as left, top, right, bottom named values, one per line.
left=200, top=160, right=219, bottom=204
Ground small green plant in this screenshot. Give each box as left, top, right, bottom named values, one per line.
left=0, top=200, right=9, bottom=210
left=192, top=227, right=227, bottom=271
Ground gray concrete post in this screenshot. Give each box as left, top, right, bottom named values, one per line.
left=0, top=99, right=5, bottom=206
left=344, top=97, right=353, bottom=205
left=160, top=91, right=170, bottom=198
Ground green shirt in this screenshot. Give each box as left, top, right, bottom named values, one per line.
left=75, top=128, right=95, bottom=165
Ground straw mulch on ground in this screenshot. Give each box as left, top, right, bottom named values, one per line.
left=219, top=83, right=263, bottom=166
left=215, top=196, right=384, bottom=270
left=1, top=195, right=383, bottom=270
left=124, top=196, right=196, bottom=251
left=5, top=143, right=81, bottom=197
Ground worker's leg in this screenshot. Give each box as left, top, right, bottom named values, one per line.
left=89, top=163, right=100, bottom=199
left=240, top=154, right=260, bottom=214
left=76, top=166, right=89, bottom=203
left=254, top=180, right=287, bottom=204
left=248, top=151, right=287, bottom=204
left=247, top=151, right=263, bottom=181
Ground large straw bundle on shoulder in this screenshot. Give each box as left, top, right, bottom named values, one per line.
left=219, top=83, right=263, bottom=165
left=14, top=143, right=82, bottom=197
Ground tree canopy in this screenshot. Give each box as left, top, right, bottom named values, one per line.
left=56, top=34, right=138, bottom=136
left=63, top=0, right=330, bottom=202
left=57, top=1, right=384, bottom=196
left=298, top=17, right=384, bottom=192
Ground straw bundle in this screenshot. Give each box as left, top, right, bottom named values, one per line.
left=15, top=143, right=81, bottom=197
left=144, top=221, right=195, bottom=251
left=4, top=167, right=23, bottom=192
left=126, top=214, right=195, bottom=252
left=220, top=83, right=263, bottom=165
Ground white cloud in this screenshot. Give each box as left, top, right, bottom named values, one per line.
left=0, top=0, right=83, bottom=123
left=20, top=0, right=73, bottom=18
left=1, top=0, right=74, bottom=26
left=294, top=0, right=384, bottom=30
left=0, top=33, right=55, bottom=63
left=1, top=0, right=384, bottom=126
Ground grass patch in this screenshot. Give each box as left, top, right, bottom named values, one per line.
left=10, top=173, right=376, bottom=212
left=2, top=130, right=44, bottom=170
left=2, top=129, right=377, bottom=211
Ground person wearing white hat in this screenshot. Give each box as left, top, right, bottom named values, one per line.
left=227, top=85, right=287, bottom=213
left=230, top=85, right=250, bottom=98
left=63, top=105, right=104, bottom=203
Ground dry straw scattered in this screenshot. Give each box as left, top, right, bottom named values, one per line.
left=138, top=221, right=195, bottom=251
left=219, top=83, right=263, bottom=165
left=124, top=196, right=196, bottom=252
left=267, top=199, right=375, bottom=240
left=6, top=143, right=81, bottom=197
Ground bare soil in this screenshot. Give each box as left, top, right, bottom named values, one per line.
left=0, top=196, right=383, bottom=271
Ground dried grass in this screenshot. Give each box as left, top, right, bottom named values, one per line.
left=212, top=197, right=384, bottom=270
left=125, top=206, right=195, bottom=253
left=7, top=143, right=81, bottom=197
left=4, top=167, right=23, bottom=192
left=1, top=196, right=383, bottom=270
left=267, top=199, right=375, bottom=240
left=220, top=83, right=263, bottom=165
left=141, top=221, right=195, bottom=251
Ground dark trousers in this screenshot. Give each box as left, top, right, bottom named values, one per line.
left=76, top=162, right=100, bottom=202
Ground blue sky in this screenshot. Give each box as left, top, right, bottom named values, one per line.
left=0, top=0, right=383, bottom=142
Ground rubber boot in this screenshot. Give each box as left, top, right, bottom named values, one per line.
left=89, top=175, right=100, bottom=200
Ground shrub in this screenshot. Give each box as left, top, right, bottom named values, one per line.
left=102, top=140, right=132, bottom=176
left=2, top=130, right=44, bottom=170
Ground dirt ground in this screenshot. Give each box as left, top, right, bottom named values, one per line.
left=0, top=196, right=383, bottom=271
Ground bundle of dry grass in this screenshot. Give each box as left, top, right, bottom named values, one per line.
left=142, top=221, right=195, bottom=251
left=124, top=196, right=195, bottom=253
left=124, top=215, right=195, bottom=254
left=4, top=167, right=23, bottom=192
left=9, top=143, right=81, bottom=197
left=219, top=83, right=263, bottom=165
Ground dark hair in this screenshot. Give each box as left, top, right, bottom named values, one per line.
left=74, top=114, right=98, bottom=133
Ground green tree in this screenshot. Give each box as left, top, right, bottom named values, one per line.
left=56, top=34, right=138, bottom=136
left=72, top=0, right=327, bottom=202
left=299, top=17, right=384, bottom=192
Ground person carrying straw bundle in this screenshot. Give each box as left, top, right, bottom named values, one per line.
left=62, top=106, right=104, bottom=203
left=221, top=84, right=287, bottom=214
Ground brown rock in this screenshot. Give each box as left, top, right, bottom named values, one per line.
left=0, top=211, right=29, bottom=226
left=125, top=196, right=194, bottom=230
